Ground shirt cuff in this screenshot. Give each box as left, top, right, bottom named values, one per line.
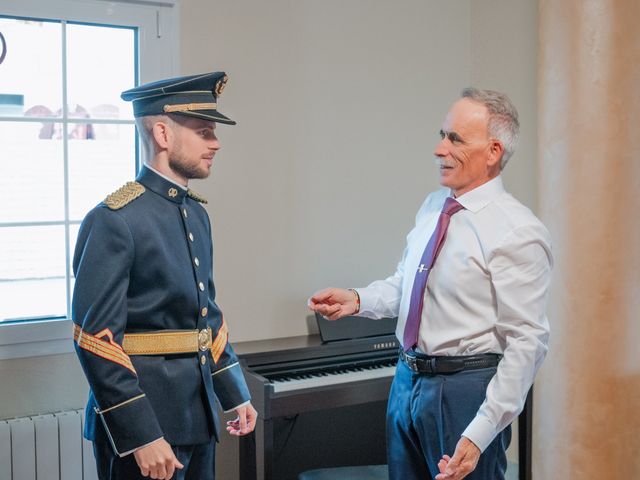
left=223, top=400, right=251, bottom=414
left=352, top=288, right=370, bottom=316
left=461, top=414, right=497, bottom=453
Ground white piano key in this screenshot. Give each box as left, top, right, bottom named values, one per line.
left=271, top=365, right=396, bottom=392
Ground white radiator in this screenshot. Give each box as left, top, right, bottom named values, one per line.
left=0, top=409, right=98, bottom=480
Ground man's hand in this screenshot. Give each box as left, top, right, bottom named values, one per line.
left=435, top=437, right=481, bottom=480
left=308, top=288, right=358, bottom=320
left=226, top=403, right=258, bottom=436
left=133, top=438, right=183, bottom=479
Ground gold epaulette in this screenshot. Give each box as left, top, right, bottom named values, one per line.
left=187, top=189, right=208, bottom=204
left=104, top=182, right=146, bottom=210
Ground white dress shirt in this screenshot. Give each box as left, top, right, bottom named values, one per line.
left=356, top=175, right=552, bottom=452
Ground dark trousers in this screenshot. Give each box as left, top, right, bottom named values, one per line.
left=93, top=435, right=216, bottom=480
left=386, top=360, right=511, bottom=480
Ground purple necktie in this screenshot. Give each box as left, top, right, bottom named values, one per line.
left=403, top=197, right=464, bottom=352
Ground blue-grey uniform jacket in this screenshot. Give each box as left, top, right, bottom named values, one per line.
left=72, top=166, right=250, bottom=456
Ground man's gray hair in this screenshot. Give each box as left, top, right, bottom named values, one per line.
left=461, top=87, right=519, bottom=169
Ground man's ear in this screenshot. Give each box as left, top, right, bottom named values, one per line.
left=151, top=121, right=172, bottom=150
left=487, top=139, right=504, bottom=169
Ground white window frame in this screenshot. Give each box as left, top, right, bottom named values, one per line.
left=0, top=0, right=180, bottom=360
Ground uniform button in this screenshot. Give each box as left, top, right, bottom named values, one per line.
left=201, top=307, right=208, bottom=317
left=194, top=257, right=200, bottom=267
left=199, top=282, right=205, bottom=291
left=189, top=232, right=194, bottom=242
left=200, top=355, right=206, bottom=365
left=183, top=208, right=188, bottom=218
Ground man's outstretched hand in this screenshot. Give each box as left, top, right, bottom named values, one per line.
left=308, top=287, right=358, bottom=320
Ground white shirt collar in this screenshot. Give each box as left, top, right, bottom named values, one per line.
left=451, top=176, right=505, bottom=213
left=145, top=164, right=188, bottom=190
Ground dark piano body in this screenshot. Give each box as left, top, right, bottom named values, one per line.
left=236, top=315, right=398, bottom=480
left=235, top=315, right=532, bottom=480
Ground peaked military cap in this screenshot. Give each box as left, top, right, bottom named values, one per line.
left=121, top=71, right=235, bottom=124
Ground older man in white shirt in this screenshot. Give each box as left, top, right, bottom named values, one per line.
left=309, top=88, right=552, bottom=480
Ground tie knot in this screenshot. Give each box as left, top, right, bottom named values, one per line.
left=442, top=197, right=464, bottom=216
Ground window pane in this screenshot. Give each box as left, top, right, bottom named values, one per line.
left=68, top=124, right=136, bottom=221
left=0, top=18, right=62, bottom=118
left=66, top=23, right=135, bottom=120
left=0, top=122, right=65, bottom=222
left=0, top=225, right=66, bottom=322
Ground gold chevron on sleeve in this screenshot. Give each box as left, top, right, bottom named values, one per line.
left=210, top=318, right=229, bottom=364
left=73, top=324, right=136, bottom=374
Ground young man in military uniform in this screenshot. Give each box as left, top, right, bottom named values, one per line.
left=72, top=71, right=257, bottom=480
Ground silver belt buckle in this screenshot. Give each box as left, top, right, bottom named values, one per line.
left=405, top=353, right=418, bottom=372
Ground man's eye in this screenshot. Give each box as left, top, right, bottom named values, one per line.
left=439, top=130, right=446, bottom=140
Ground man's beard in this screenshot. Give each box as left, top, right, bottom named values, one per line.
left=168, top=146, right=209, bottom=180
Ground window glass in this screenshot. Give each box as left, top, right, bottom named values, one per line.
left=0, top=122, right=65, bottom=222
left=68, top=124, right=136, bottom=221
left=0, top=225, right=67, bottom=321
left=0, top=17, right=62, bottom=118
left=66, top=23, right=134, bottom=120
left=0, top=17, right=136, bottom=323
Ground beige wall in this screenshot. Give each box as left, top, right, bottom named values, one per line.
left=182, top=0, right=538, bottom=343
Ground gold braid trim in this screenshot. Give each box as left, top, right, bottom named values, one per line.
left=104, top=182, right=145, bottom=210
left=73, top=324, right=136, bottom=374
left=187, top=189, right=208, bottom=204
left=210, top=317, right=229, bottom=364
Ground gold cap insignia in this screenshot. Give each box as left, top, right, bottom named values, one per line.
left=168, top=188, right=178, bottom=198
left=104, top=182, right=145, bottom=210
left=214, top=75, right=228, bottom=96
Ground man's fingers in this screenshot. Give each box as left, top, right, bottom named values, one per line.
left=324, top=305, right=344, bottom=320
left=444, top=450, right=464, bottom=475
left=308, top=288, right=335, bottom=306
left=310, top=302, right=340, bottom=316
left=239, top=411, right=248, bottom=432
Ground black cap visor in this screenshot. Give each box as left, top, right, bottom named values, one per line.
left=170, top=109, right=236, bottom=125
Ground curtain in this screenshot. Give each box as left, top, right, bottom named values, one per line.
left=536, top=0, right=640, bottom=477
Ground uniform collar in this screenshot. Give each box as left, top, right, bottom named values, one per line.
left=451, top=175, right=505, bottom=213
left=137, top=165, right=188, bottom=204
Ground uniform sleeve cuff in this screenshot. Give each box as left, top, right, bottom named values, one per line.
left=223, top=400, right=251, bottom=414
left=461, top=415, right=497, bottom=453
left=120, top=436, right=164, bottom=458
left=97, top=394, right=163, bottom=456
left=211, top=362, right=251, bottom=411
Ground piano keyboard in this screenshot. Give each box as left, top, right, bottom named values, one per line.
left=270, top=363, right=397, bottom=393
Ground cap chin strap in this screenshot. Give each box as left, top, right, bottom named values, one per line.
left=163, top=102, right=217, bottom=113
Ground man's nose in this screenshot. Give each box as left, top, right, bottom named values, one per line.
left=434, top=139, right=448, bottom=157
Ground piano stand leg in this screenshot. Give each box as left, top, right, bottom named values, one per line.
left=240, top=417, right=274, bottom=480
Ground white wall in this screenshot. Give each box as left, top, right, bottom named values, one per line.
left=182, top=0, right=538, bottom=342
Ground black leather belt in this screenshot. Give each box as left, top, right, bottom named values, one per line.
left=399, top=348, right=502, bottom=374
